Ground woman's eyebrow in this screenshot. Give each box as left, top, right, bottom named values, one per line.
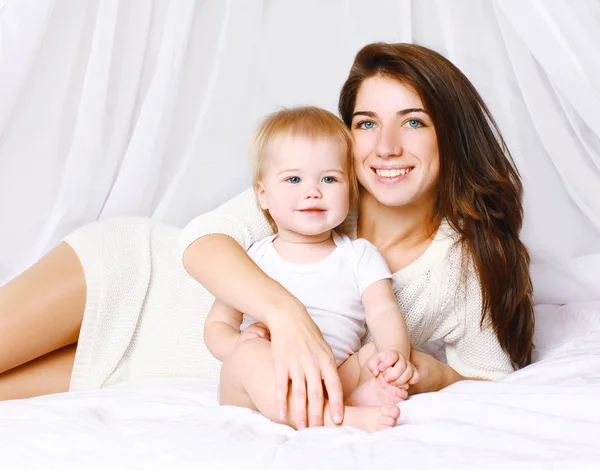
left=398, top=107, right=427, bottom=115
left=352, top=108, right=428, bottom=119
left=352, top=110, right=376, bottom=119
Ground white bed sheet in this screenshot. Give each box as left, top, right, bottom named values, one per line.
left=1, top=302, right=599, bottom=470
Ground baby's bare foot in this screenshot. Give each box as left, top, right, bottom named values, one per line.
left=325, top=405, right=400, bottom=432
left=346, top=378, right=407, bottom=407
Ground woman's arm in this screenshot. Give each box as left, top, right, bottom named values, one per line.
left=186, top=235, right=302, bottom=325
left=407, top=349, right=468, bottom=395
left=180, top=189, right=344, bottom=427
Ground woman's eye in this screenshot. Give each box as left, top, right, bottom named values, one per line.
left=355, top=119, right=376, bottom=130
left=286, top=176, right=301, bottom=184
left=322, top=176, right=336, bottom=184
left=406, top=119, right=423, bottom=129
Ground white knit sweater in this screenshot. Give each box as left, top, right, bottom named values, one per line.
left=179, top=188, right=514, bottom=380
left=66, top=188, right=513, bottom=391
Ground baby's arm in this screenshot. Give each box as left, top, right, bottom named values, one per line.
left=362, top=279, right=410, bottom=358
left=362, top=280, right=419, bottom=386
left=204, top=299, right=244, bottom=361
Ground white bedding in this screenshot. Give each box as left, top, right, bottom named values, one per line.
left=1, top=302, right=599, bottom=470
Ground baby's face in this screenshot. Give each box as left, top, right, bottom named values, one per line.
left=257, top=134, right=350, bottom=238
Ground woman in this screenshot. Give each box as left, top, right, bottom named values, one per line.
left=0, top=43, right=534, bottom=430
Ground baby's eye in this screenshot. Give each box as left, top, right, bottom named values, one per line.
left=322, top=176, right=336, bottom=184
left=286, top=176, right=301, bottom=184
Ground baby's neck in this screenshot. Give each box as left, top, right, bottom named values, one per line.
left=272, top=230, right=337, bottom=264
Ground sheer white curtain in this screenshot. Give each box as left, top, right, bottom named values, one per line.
left=1, top=0, right=599, bottom=304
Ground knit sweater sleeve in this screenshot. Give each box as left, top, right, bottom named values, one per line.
left=441, top=247, right=515, bottom=381
left=177, top=187, right=274, bottom=259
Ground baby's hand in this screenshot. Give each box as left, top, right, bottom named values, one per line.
left=367, top=350, right=420, bottom=389
left=236, top=322, right=271, bottom=346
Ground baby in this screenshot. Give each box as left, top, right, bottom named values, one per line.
left=204, top=106, right=418, bottom=433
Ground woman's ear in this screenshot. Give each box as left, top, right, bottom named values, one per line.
left=255, top=182, right=268, bottom=210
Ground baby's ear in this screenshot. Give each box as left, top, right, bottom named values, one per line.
left=255, top=182, right=268, bottom=210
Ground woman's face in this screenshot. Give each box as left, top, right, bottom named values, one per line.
left=351, top=75, right=440, bottom=209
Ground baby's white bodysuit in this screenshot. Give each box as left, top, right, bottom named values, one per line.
left=241, top=232, right=392, bottom=366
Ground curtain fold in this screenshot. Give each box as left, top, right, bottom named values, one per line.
left=1, top=0, right=599, bottom=304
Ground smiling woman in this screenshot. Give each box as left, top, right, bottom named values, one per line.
left=338, top=43, right=534, bottom=367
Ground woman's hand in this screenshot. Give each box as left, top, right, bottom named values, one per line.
left=408, top=349, right=465, bottom=395
left=268, top=304, right=344, bottom=429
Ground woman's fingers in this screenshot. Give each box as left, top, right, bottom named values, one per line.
left=274, top=362, right=289, bottom=422
left=268, top=312, right=341, bottom=428
left=321, top=357, right=344, bottom=424
left=290, top=369, right=308, bottom=429
left=305, top=364, right=324, bottom=427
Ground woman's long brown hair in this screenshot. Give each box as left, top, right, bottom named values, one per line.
left=339, top=43, right=534, bottom=368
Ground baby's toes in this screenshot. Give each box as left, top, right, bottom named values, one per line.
left=387, top=386, right=404, bottom=404
left=377, top=405, right=401, bottom=429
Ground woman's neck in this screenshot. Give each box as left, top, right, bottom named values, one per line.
left=357, top=190, right=437, bottom=253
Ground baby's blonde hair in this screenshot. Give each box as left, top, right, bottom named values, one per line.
left=252, top=106, right=358, bottom=231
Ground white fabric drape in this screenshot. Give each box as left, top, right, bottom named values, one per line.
left=1, top=0, right=599, bottom=304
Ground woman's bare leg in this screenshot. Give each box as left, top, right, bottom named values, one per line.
left=0, top=344, right=76, bottom=400
left=0, top=242, right=86, bottom=396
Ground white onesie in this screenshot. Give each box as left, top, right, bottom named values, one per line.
left=240, top=232, right=393, bottom=366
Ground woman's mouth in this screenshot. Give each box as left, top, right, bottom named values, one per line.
left=372, top=167, right=414, bottom=183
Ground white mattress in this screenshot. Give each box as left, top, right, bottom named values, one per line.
left=1, top=302, right=599, bottom=469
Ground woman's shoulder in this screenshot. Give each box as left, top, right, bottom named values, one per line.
left=178, top=187, right=274, bottom=257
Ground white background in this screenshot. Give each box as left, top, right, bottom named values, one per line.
left=1, top=0, right=599, bottom=304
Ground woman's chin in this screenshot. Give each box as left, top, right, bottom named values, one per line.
left=364, top=187, right=414, bottom=208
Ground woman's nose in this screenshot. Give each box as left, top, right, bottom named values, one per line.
left=376, top=125, right=403, bottom=158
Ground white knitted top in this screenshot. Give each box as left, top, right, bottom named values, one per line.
left=179, top=188, right=514, bottom=381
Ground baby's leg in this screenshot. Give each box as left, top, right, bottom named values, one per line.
left=339, top=344, right=407, bottom=407
left=337, top=342, right=377, bottom=399
left=219, top=338, right=399, bottom=432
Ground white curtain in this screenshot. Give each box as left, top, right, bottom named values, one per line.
left=1, top=0, right=599, bottom=304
